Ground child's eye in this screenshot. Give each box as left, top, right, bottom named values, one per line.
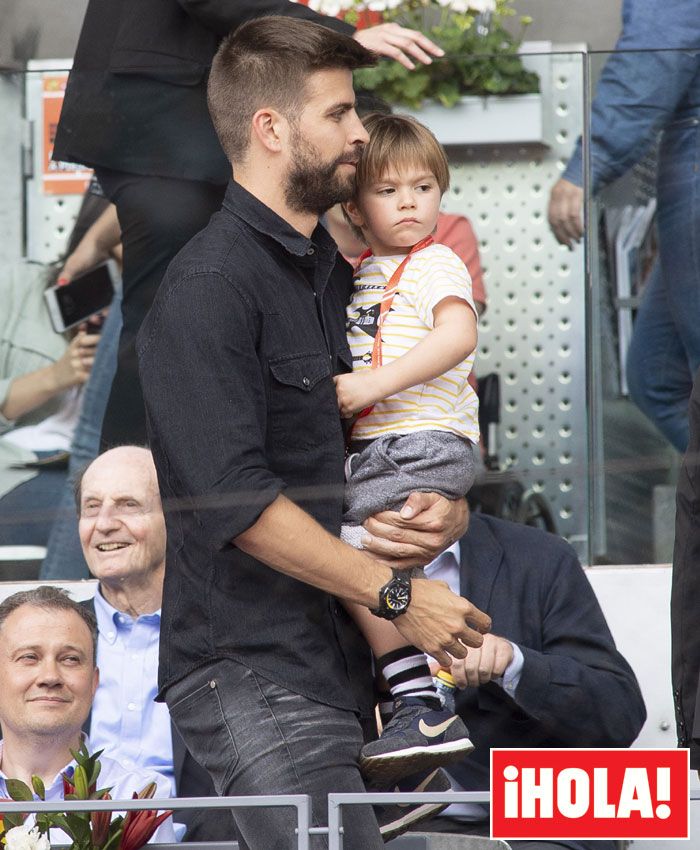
left=377, top=187, right=395, bottom=196
left=417, top=183, right=434, bottom=192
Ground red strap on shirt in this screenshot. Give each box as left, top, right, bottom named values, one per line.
left=353, top=235, right=434, bottom=424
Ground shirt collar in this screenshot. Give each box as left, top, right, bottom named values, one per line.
left=222, top=180, right=338, bottom=261
left=425, top=540, right=461, bottom=574
left=93, top=587, right=160, bottom=645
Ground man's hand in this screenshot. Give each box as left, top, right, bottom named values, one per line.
left=394, top=577, right=491, bottom=668
left=362, top=493, right=468, bottom=569
left=548, top=178, right=584, bottom=249
left=334, top=371, right=382, bottom=418
left=354, top=22, right=444, bottom=70
left=449, top=633, right=514, bottom=688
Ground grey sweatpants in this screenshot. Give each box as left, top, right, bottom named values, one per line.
left=341, top=430, right=475, bottom=549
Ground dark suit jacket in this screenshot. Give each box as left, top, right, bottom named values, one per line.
left=451, top=514, right=646, bottom=792
left=53, top=0, right=354, bottom=182
left=82, top=598, right=235, bottom=842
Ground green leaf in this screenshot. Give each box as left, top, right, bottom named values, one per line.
left=6, top=779, right=34, bottom=802
left=31, top=775, right=45, bottom=800
left=2, top=812, right=28, bottom=831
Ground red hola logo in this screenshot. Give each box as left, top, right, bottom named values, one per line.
left=491, top=749, right=689, bottom=840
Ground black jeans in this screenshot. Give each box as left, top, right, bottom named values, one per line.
left=166, top=658, right=384, bottom=850
left=96, top=168, right=225, bottom=447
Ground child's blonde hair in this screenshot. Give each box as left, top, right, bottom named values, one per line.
left=354, top=112, right=450, bottom=195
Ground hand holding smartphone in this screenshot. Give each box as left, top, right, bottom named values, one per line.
left=44, top=261, right=117, bottom=333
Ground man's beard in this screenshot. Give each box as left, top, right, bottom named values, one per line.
left=285, top=128, right=360, bottom=216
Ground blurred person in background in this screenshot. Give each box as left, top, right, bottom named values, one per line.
left=547, top=0, right=700, bottom=453
left=41, top=196, right=124, bottom=580
left=53, top=0, right=445, bottom=449
left=0, top=190, right=117, bottom=548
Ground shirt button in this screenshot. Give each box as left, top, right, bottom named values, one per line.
left=127, top=702, right=137, bottom=711
left=307, top=247, right=315, bottom=255
left=302, top=377, right=310, bottom=387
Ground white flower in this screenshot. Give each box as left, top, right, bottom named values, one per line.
left=4, top=826, right=50, bottom=850
left=367, top=0, right=404, bottom=10
left=303, top=0, right=355, bottom=14
left=436, top=0, right=496, bottom=12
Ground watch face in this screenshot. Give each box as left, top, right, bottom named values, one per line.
left=386, top=582, right=410, bottom=612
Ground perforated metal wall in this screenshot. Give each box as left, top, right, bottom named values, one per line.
left=439, top=51, right=588, bottom=553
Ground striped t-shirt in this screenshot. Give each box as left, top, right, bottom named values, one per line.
left=346, top=242, right=479, bottom=442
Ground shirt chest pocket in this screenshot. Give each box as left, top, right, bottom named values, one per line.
left=268, top=352, right=336, bottom=450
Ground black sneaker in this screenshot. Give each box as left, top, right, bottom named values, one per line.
left=360, top=697, right=473, bottom=784
left=374, top=767, right=453, bottom=842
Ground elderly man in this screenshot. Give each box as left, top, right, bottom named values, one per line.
left=0, top=586, right=174, bottom=842
left=75, top=445, right=232, bottom=841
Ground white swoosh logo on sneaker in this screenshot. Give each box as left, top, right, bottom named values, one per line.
left=394, top=769, right=440, bottom=807
left=418, top=716, right=459, bottom=738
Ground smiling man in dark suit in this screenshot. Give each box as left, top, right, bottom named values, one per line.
left=415, top=510, right=647, bottom=850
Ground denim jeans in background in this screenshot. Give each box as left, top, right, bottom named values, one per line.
left=166, top=658, right=384, bottom=850
left=626, top=115, right=700, bottom=454
left=0, top=453, right=69, bottom=546
left=40, top=290, right=122, bottom=579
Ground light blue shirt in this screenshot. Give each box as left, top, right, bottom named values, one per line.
left=90, top=590, right=175, bottom=794
left=0, top=738, right=176, bottom=844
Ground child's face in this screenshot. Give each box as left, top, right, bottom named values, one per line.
left=346, top=164, right=442, bottom=256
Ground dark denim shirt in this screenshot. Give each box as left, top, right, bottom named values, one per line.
left=564, top=0, right=700, bottom=192
left=137, top=181, right=372, bottom=713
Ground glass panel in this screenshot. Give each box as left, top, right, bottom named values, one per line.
left=0, top=52, right=588, bottom=571
left=584, top=47, right=698, bottom=564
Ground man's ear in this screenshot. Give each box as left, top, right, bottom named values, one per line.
left=250, top=108, right=286, bottom=153
left=92, top=665, right=99, bottom=699
left=343, top=199, right=365, bottom=228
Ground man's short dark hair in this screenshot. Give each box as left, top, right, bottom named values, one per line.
left=0, top=586, right=98, bottom=664
left=207, top=15, right=377, bottom=162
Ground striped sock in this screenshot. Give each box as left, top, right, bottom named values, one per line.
left=377, top=689, right=394, bottom=727
left=377, top=646, right=440, bottom=708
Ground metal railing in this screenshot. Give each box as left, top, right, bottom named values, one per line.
left=5, top=789, right=700, bottom=848
left=0, top=791, right=495, bottom=850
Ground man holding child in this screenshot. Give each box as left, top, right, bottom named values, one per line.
left=137, top=16, right=489, bottom=849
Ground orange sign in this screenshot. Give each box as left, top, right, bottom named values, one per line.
left=42, top=73, right=93, bottom=195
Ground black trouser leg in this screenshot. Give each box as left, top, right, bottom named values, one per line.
left=96, top=168, right=226, bottom=447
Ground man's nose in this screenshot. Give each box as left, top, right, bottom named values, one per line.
left=94, top=502, right=121, bottom=532
left=37, top=658, right=62, bottom=686
left=348, top=109, right=370, bottom=146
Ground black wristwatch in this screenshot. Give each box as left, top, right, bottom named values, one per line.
left=373, top=569, right=412, bottom=620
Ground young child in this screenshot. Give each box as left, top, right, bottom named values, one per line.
left=334, top=113, right=480, bottom=782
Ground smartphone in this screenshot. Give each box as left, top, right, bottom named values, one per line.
left=44, top=261, right=117, bottom=333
